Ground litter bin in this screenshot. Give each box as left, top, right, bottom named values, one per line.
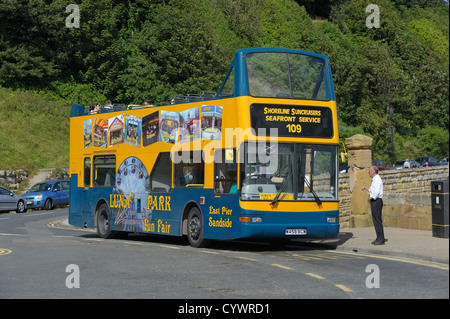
left=431, top=180, right=449, bottom=238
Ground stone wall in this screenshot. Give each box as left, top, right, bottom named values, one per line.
left=339, top=166, right=449, bottom=230
left=0, top=169, right=29, bottom=189
left=0, top=168, right=69, bottom=190
left=381, top=166, right=449, bottom=230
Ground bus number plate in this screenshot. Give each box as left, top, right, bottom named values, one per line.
left=285, top=228, right=307, bottom=235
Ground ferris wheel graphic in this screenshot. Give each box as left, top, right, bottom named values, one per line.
left=112, top=156, right=151, bottom=232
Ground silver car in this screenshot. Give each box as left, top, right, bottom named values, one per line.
left=0, top=186, right=27, bottom=213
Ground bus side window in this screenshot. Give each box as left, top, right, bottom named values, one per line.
left=214, top=149, right=237, bottom=194
left=174, top=151, right=204, bottom=188
left=93, top=155, right=116, bottom=187
left=150, top=152, right=172, bottom=193
left=84, top=157, right=91, bottom=187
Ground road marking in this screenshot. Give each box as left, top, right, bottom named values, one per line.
left=305, top=272, right=326, bottom=280
left=83, top=238, right=104, bottom=242
left=201, top=250, right=221, bottom=255
left=271, top=263, right=292, bottom=270
left=123, top=241, right=142, bottom=245
left=47, top=218, right=96, bottom=232
left=236, top=256, right=258, bottom=261
left=335, top=284, right=352, bottom=292
left=0, top=233, right=27, bottom=237
left=306, top=273, right=356, bottom=296
left=332, top=250, right=449, bottom=270
left=22, top=211, right=56, bottom=217
left=0, top=248, right=12, bottom=256
left=158, top=244, right=182, bottom=250
left=291, top=252, right=365, bottom=261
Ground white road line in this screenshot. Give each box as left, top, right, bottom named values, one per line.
left=21, top=211, right=56, bottom=217
left=0, top=233, right=28, bottom=237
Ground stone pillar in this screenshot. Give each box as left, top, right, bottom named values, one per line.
left=345, top=134, right=373, bottom=228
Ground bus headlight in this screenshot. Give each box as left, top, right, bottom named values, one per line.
left=327, top=217, right=338, bottom=223
left=251, top=217, right=263, bottom=223
left=239, top=216, right=263, bottom=223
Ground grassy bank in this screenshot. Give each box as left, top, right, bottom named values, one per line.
left=0, top=86, right=70, bottom=170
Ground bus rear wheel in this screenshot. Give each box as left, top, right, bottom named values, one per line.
left=187, top=207, right=209, bottom=248
left=96, top=203, right=115, bottom=239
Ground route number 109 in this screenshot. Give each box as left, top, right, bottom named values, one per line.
left=286, top=124, right=302, bottom=134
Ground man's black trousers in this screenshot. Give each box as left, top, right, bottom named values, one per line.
left=370, top=198, right=385, bottom=241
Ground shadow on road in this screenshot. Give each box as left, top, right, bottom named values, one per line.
left=78, top=231, right=355, bottom=253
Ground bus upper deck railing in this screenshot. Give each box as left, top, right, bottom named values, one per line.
left=71, top=91, right=218, bottom=117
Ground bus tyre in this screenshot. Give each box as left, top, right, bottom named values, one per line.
left=96, top=203, right=115, bottom=239
left=187, top=207, right=209, bottom=248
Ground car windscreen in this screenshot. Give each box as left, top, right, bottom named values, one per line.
left=28, top=183, right=53, bottom=193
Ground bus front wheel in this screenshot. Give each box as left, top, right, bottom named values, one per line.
left=96, top=203, right=115, bottom=239
left=187, top=207, right=209, bottom=248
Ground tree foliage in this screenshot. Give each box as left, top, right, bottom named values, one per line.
left=0, top=0, right=448, bottom=163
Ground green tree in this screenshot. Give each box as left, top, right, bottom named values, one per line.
left=416, top=126, right=450, bottom=159
left=0, top=0, right=67, bottom=88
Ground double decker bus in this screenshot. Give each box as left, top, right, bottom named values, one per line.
left=69, top=48, right=340, bottom=247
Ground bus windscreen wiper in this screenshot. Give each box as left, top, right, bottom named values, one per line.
left=271, top=171, right=293, bottom=206
left=300, top=175, right=322, bottom=206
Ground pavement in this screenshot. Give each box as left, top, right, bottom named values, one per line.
left=307, top=227, right=449, bottom=265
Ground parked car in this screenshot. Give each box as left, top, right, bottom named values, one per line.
left=0, top=186, right=27, bottom=213
left=415, top=156, right=441, bottom=167
left=372, top=160, right=390, bottom=171
left=23, top=180, right=70, bottom=210
left=393, top=159, right=419, bottom=169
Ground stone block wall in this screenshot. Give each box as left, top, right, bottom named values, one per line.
left=0, top=168, right=69, bottom=191
left=381, top=166, right=449, bottom=230
left=0, top=169, right=29, bottom=189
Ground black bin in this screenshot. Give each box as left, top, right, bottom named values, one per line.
left=431, top=180, right=449, bottom=238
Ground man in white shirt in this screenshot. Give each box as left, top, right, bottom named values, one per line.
left=403, top=159, right=410, bottom=169
left=362, top=166, right=386, bottom=245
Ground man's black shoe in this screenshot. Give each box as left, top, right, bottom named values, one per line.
left=372, top=240, right=385, bottom=245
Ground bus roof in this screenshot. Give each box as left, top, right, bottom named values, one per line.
left=235, top=47, right=330, bottom=60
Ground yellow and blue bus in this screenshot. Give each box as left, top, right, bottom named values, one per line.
left=69, top=48, right=340, bottom=247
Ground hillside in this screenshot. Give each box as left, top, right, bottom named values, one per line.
left=0, top=0, right=448, bottom=169
left=0, top=87, right=69, bottom=170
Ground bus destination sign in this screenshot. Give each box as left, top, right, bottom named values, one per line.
left=250, top=103, right=333, bottom=138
